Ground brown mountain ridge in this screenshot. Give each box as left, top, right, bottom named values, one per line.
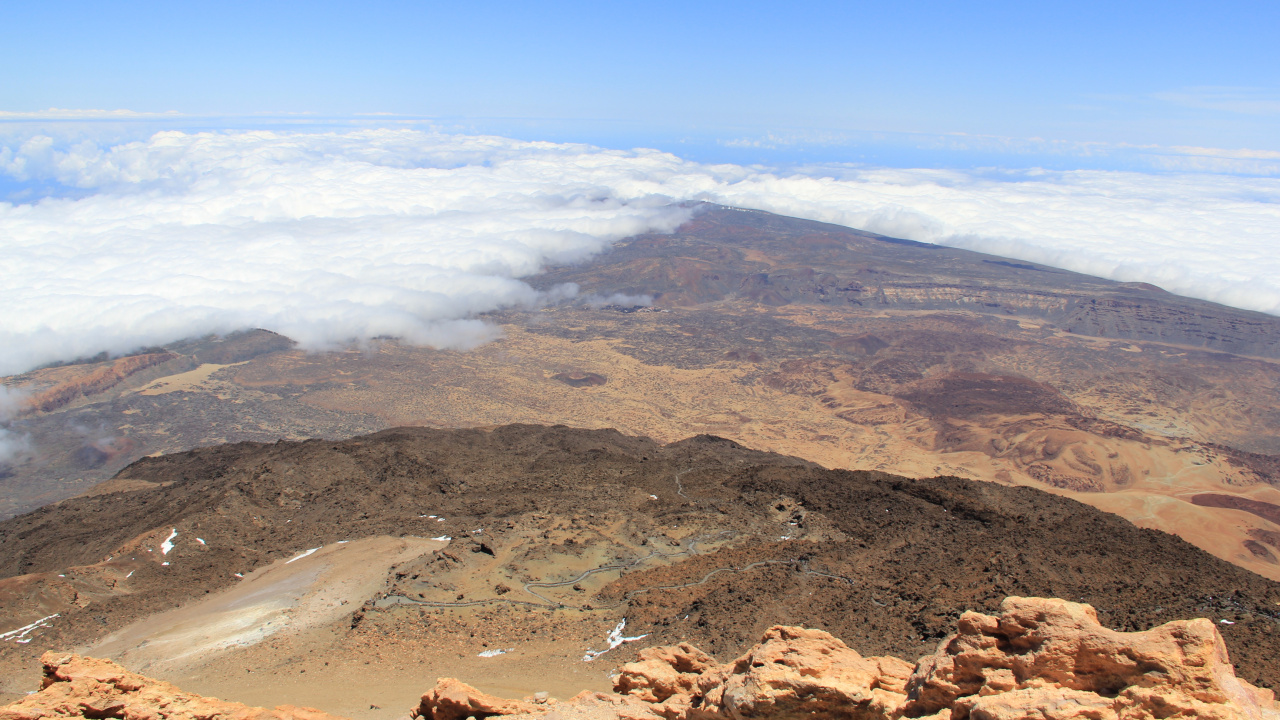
left=1, top=424, right=1277, bottom=711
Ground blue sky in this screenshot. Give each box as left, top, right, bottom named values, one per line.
left=4, top=0, right=1280, bottom=479
left=3, top=1, right=1278, bottom=168
left=2, top=1, right=1280, bottom=378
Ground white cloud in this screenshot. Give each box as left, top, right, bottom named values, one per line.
left=582, top=292, right=654, bottom=309
left=1, top=127, right=1279, bottom=377
left=0, top=129, right=693, bottom=374
left=697, top=165, right=1280, bottom=316
left=0, top=387, right=31, bottom=465
left=0, top=386, right=28, bottom=419
left=1153, top=87, right=1280, bottom=116
left=0, top=108, right=184, bottom=119
left=716, top=128, right=1280, bottom=176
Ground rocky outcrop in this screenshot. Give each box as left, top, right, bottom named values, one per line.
left=0, top=651, right=344, bottom=720
left=4, top=599, right=1278, bottom=720
left=902, top=596, right=1280, bottom=720
left=412, top=679, right=539, bottom=720
left=410, top=681, right=662, bottom=720
left=23, top=353, right=177, bottom=414
left=615, top=627, right=911, bottom=720
left=609, top=598, right=1280, bottom=720
left=614, top=643, right=720, bottom=703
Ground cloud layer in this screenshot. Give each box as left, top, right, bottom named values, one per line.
left=0, top=387, right=30, bottom=464
left=2, top=128, right=1279, bottom=376
left=0, top=130, right=693, bottom=374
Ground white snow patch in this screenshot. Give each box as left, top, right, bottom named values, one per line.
left=431, top=536, right=452, bottom=542
left=478, top=648, right=513, bottom=657
left=285, top=547, right=321, bottom=564
left=234, top=573, right=243, bottom=578
left=1221, top=619, right=1236, bottom=625
left=162, top=562, right=170, bottom=566
left=1, top=614, right=59, bottom=643
left=160, top=529, right=178, bottom=555
left=196, top=538, right=206, bottom=545
left=125, top=571, right=134, bottom=578
left=582, top=620, right=648, bottom=662
left=649, top=495, right=658, bottom=500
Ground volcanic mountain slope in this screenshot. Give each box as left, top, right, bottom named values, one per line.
left=4, top=205, right=1280, bottom=584
left=1, top=425, right=1277, bottom=715
left=538, top=205, right=1280, bottom=359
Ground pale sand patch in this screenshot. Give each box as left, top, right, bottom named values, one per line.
left=76, top=478, right=169, bottom=498
left=87, top=536, right=446, bottom=674
left=136, top=362, right=247, bottom=395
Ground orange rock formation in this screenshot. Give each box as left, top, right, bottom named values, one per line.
left=417, top=597, right=1279, bottom=720
left=412, top=679, right=539, bottom=720
left=5, top=598, right=1277, bottom=720
left=0, top=652, right=344, bottom=720
left=23, top=353, right=175, bottom=414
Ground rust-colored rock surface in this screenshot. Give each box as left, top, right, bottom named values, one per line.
left=0, top=651, right=345, bottom=720
left=609, top=600, right=1280, bottom=720
left=22, top=353, right=176, bottom=415
left=712, top=626, right=900, bottom=719
left=616, top=626, right=912, bottom=720
left=614, top=643, right=719, bottom=704
left=411, top=678, right=538, bottom=720
left=902, top=596, right=1280, bottom=720
left=4, top=599, right=1279, bottom=720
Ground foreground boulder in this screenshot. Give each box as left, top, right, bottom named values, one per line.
left=608, top=597, right=1279, bottom=720
left=615, top=627, right=912, bottom=720
left=411, top=679, right=539, bottom=720
left=0, top=652, right=344, bottom=720
left=902, top=596, right=1280, bottom=720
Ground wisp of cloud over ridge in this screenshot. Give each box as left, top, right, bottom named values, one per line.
left=2, top=127, right=1278, bottom=376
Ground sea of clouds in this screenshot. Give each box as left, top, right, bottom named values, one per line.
left=2, top=127, right=1279, bottom=379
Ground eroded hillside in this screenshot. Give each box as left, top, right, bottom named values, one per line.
left=1, top=425, right=1277, bottom=715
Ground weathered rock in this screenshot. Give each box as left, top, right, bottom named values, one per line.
left=616, top=625, right=913, bottom=720
left=522, top=691, right=663, bottom=720
left=903, top=596, right=1280, bottom=720
left=614, top=643, right=719, bottom=703
left=0, top=651, right=345, bottom=720
left=5, top=599, right=1277, bottom=720
left=610, top=601, right=1279, bottom=720
left=411, top=679, right=538, bottom=720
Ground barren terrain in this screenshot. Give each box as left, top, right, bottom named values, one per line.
left=4, top=207, right=1279, bottom=582
left=1, top=425, right=1278, bottom=715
